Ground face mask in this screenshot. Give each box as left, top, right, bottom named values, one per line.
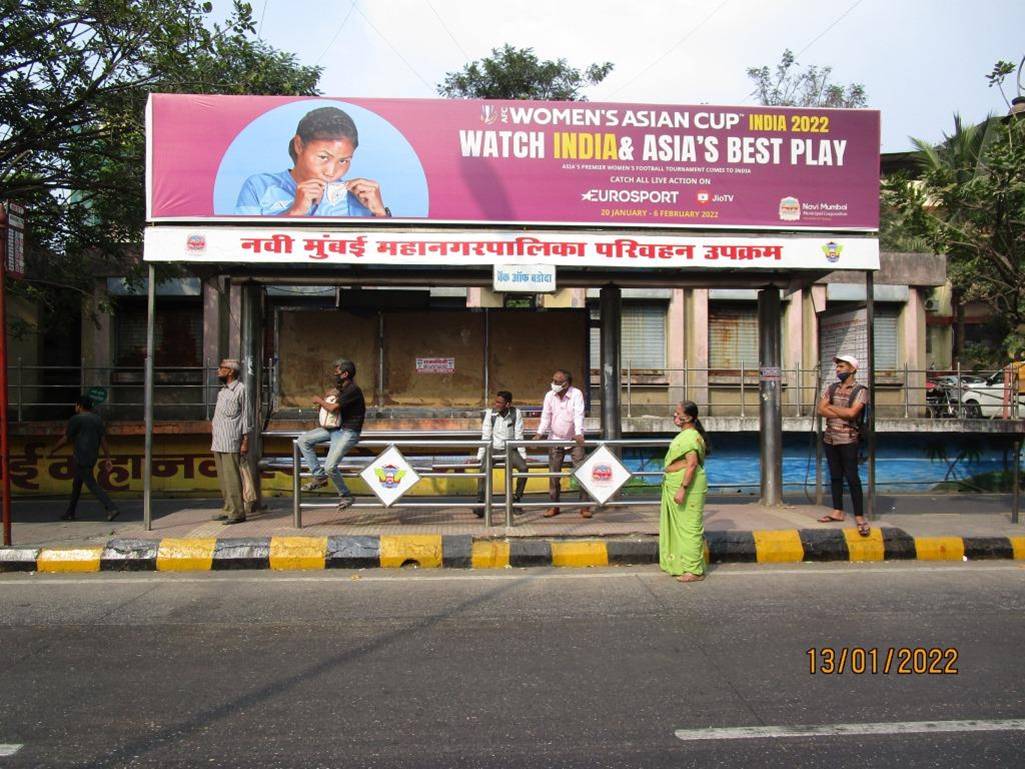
left=837, top=371, right=852, bottom=382
left=551, top=382, right=566, bottom=393
left=218, top=374, right=229, bottom=384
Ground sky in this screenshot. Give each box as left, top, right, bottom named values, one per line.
left=221, top=0, right=1023, bottom=153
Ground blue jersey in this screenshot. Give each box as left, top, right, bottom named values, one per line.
left=235, top=170, right=374, bottom=217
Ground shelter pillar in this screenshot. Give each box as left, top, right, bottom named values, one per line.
left=758, top=288, right=783, bottom=506
left=599, top=285, right=622, bottom=441
left=240, top=282, right=264, bottom=506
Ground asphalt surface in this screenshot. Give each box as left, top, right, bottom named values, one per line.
left=0, top=562, right=1023, bottom=768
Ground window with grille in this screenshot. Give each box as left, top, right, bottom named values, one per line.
left=589, top=303, right=667, bottom=370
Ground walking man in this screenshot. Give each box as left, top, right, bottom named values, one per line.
left=533, top=368, right=591, bottom=518
left=297, top=358, right=365, bottom=513
left=472, top=390, right=528, bottom=517
left=816, top=354, right=870, bottom=536
left=211, top=359, right=251, bottom=525
left=48, top=395, right=119, bottom=521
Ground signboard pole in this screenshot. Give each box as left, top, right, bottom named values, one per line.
left=866, top=271, right=876, bottom=519
left=143, top=263, right=155, bottom=531
left=758, top=288, right=783, bottom=506
left=0, top=206, right=11, bottom=545
left=599, top=285, right=622, bottom=443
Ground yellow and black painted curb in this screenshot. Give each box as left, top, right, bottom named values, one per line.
left=1, top=528, right=1023, bottom=573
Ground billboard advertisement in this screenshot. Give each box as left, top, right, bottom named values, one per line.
left=147, top=94, right=880, bottom=231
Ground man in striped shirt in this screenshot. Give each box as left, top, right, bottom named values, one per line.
left=211, top=359, right=252, bottom=525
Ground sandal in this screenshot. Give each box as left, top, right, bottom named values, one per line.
left=676, top=573, right=705, bottom=583
left=856, top=518, right=871, bottom=537
left=817, top=514, right=845, bottom=523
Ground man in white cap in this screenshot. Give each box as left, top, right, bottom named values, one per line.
left=816, top=354, right=870, bottom=536
left=210, top=358, right=251, bottom=525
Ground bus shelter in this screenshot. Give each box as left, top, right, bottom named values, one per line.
left=141, top=94, right=881, bottom=528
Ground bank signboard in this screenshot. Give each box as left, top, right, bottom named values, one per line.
left=146, top=94, right=880, bottom=231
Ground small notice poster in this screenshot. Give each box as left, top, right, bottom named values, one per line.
left=416, top=357, right=455, bottom=374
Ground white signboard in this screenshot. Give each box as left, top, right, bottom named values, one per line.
left=143, top=227, right=880, bottom=271
left=359, top=446, right=420, bottom=508
left=415, top=357, right=455, bottom=374
left=494, top=264, right=556, bottom=293
left=573, top=445, right=632, bottom=506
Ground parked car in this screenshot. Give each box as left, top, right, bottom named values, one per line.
left=951, top=371, right=1025, bottom=418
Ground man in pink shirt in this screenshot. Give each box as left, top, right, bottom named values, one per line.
left=533, top=368, right=591, bottom=518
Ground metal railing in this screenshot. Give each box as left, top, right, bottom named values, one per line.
left=603, top=364, right=1023, bottom=421
left=6, top=361, right=274, bottom=421
left=280, top=432, right=674, bottom=529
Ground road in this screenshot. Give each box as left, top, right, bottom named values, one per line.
left=0, top=562, right=1023, bottom=768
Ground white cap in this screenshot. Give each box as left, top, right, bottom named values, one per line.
left=834, top=354, right=859, bottom=369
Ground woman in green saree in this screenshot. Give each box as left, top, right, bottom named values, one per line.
left=660, top=400, right=709, bottom=583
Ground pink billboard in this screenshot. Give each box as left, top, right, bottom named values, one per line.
left=146, top=94, right=880, bottom=230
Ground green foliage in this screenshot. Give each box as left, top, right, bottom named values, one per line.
left=746, top=49, right=867, bottom=108
left=1, top=0, right=321, bottom=330
left=438, top=44, right=612, bottom=101
left=884, top=108, right=1025, bottom=356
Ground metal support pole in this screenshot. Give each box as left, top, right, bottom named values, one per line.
left=1012, top=437, right=1021, bottom=525
left=0, top=219, right=10, bottom=545
left=866, top=271, right=876, bottom=519
left=482, top=308, right=490, bottom=406
left=241, top=283, right=263, bottom=509
left=16, top=357, right=22, bottom=423
left=796, top=364, right=803, bottom=418
left=483, top=443, right=493, bottom=528
left=504, top=441, right=514, bottom=527
left=758, top=288, right=783, bottom=506
left=292, top=440, right=302, bottom=529
left=626, top=360, right=632, bottom=418
left=956, top=361, right=963, bottom=419
left=143, top=263, right=156, bottom=531
left=599, top=285, right=622, bottom=442
left=814, top=367, right=824, bottom=506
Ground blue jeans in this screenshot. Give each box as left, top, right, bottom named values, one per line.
left=298, top=427, right=360, bottom=497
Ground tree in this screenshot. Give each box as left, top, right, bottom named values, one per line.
left=746, top=49, right=867, bottom=108
left=2, top=0, right=321, bottom=331
left=438, top=44, right=612, bottom=101
left=884, top=89, right=1025, bottom=355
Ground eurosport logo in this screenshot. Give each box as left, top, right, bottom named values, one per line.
left=580, top=189, right=679, bottom=204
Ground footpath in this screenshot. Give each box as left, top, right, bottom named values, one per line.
left=1, top=493, right=1023, bottom=572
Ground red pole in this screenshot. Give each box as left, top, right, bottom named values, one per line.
left=0, top=204, right=11, bottom=545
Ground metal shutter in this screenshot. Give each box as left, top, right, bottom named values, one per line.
left=589, top=304, right=667, bottom=370
left=873, top=307, right=900, bottom=373
left=709, top=305, right=759, bottom=369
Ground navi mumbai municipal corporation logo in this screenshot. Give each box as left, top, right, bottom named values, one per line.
left=822, top=241, right=843, bottom=263
left=374, top=464, right=407, bottom=490
left=778, top=196, right=800, bottom=222
left=186, top=234, right=206, bottom=254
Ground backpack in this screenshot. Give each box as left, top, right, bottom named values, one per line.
left=826, top=383, right=868, bottom=439
left=489, top=406, right=517, bottom=432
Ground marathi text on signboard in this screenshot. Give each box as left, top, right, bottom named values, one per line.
left=494, top=264, right=556, bottom=293
left=415, top=357, right=455, bottom=374
left=143, top=228, right=880, bottom=271
left=146, top=94, right=880, bottom=230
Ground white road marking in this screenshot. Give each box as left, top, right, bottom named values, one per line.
left=674, top=719, right=1025, bottom=741
left=0, top=563, right=1020, bottom=586
left=0, top=744, right=22, bottom=757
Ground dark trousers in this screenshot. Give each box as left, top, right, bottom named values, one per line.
left=548, top=444, right=586, bottom=503
left=477, top=452, right=529, bottom=502
left=824, top=441, right=864, bottom=518
left=66, top=461, right=116, bottom=516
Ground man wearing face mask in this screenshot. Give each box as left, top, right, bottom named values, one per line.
left=816, top=354, right=870, bottom=536
left=210, top=359, right=251, bottom=525
left=533, top=369, right=590, bottom=518
left=297, top=358, right=365, bottom=513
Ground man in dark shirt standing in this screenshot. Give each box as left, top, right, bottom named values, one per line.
left=297, top=358, right=366, bottom=512
left=48, top=395, right=119, bottom=521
